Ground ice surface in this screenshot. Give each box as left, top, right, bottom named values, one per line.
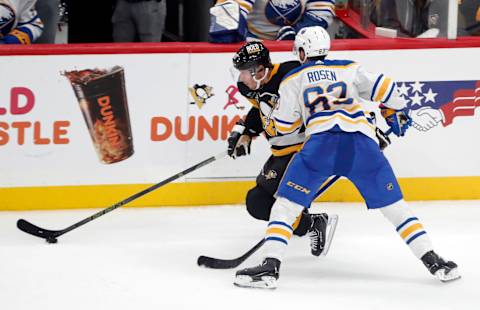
left=0, top=201, right=478, bottom=310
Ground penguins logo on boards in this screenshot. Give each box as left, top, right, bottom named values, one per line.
left=189, top=84, right=214, bottom=109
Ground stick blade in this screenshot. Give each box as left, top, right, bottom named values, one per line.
left=197, top=239, right=266, bottom=269
left=197, top=255, right=243, bottom=269
left=17, top=219, right=59, bottom=239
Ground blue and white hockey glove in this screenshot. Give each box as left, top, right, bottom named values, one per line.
left=276, top=26, right=296, bottom=40
left=381, top=107, right=412, bottom=137
left=209, top=1, right=247, bottom=43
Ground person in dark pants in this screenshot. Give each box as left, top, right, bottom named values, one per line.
left=112, top=0, right=167, bottom=42
left=66, top=0, right=115, bottom=43
left=35, top=0, right=60, bottom=43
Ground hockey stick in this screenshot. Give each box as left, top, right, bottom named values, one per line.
left=197, top=174, right=341, bottom=269
left=197, top=127, right=394, bottom=269
left=17, top=151, right=228, bottom=243
left=197, top=238, right=266, bottom=269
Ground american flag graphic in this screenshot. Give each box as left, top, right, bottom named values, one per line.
left=398, top=80, right=480, bottom=127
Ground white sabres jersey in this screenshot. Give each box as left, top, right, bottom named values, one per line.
left=274, top=59, right=407, bottom=142
left=233, top=0, right=335, bottom=40
left=0, top=0, right=43, bottom=42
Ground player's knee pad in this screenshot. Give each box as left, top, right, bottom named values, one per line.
left=246, top=186, right=275, bottom=221
left=270, top=196, right=305, bottom=226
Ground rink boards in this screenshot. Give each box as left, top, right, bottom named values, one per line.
left=0, top=41, right=479, bottom=210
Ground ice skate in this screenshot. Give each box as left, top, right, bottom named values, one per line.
left=421, top=250, right=461, bottom=282
left=234, top=257, right=280, bottom=289
left=308, top=213, right=338, bottom=256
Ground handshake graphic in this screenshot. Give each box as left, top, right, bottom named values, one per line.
left=409, top=107, right=444, bottom=132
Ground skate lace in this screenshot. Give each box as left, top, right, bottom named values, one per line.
left=309, top=230, right=319, bottom=250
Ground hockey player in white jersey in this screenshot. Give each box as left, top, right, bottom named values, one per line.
left=234, top=26, right=460, bottom=289
left=229, top=41, right=339, bottom=257
left=0, top=0, right=43, bottom=44
left=209, top=0, right=335, bottom=43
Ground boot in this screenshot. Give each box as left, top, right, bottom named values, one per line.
left=308, top=213, right=338, bottom=256
left=421, top=250, right=461, bottom=282
left=234, top=257, right=280, bottom=289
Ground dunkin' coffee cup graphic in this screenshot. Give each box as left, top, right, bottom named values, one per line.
left=64, top=66, right=134, bottom=164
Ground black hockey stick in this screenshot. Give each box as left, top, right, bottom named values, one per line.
left=17, top=151, right=228, bottom=243
left=197, top=127, right=394, bottom=269
left=197, top=238, right=266, bottom=269
left=197, top=174, right=341, bottom=269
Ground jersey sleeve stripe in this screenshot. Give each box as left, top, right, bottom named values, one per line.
left=371, top=74, right=384, bottom=101
left=374, top=77, right=393, bottom=102
left=382, top=82, right=396, bottom=104
left=238, top=1, right=253, bottom=13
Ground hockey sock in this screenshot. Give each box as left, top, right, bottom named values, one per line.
left=264, top=197, right=304, bottom=261
left=380, top=199, right=434, bottom=259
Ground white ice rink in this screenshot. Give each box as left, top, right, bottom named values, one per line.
left=1, top=201, right=478, bottom=310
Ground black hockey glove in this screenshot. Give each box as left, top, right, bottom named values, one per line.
left=376, top=127, right=391, bottom=151
left=369, top=112, right=391, bottom=151
left=227, top=119, right=252, bottom=159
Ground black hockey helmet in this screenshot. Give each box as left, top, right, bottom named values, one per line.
left=233, top=42, right=272, bottom=71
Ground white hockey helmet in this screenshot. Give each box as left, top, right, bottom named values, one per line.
left=293, top=26, right=331, bottom=63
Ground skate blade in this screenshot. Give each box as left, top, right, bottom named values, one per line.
left=436, top=268, right=461, bottom=283
left=234, top=275, right=277, bottom=289
left=320, top=214, right=339, bottom=257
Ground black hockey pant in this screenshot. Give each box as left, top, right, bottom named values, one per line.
left=246, top=153, right=312, bottom=236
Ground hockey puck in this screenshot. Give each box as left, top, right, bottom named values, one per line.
left=46, top=237, right=58, bottom=244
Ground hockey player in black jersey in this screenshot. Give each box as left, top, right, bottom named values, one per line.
left=227, top=41, right=339, bottom=257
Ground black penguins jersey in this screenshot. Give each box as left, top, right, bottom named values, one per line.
left=237, top=61, right=305, bottom=156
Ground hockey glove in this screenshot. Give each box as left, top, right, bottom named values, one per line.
left=369, top=112, right=391, bottom=150
left=227, top=119, right=252, bottom=159
left=276, top=26, right=296, bottom=40
left=209, top=0, right=247, bottom=43
left=381, top=107, right=412, bottom=137
left=376, top=127, right=391, bottom=150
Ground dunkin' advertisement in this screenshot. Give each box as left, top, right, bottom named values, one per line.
left=0, top=48, right=479, bottom=189
left=64, top=67, right=134, bottom=164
